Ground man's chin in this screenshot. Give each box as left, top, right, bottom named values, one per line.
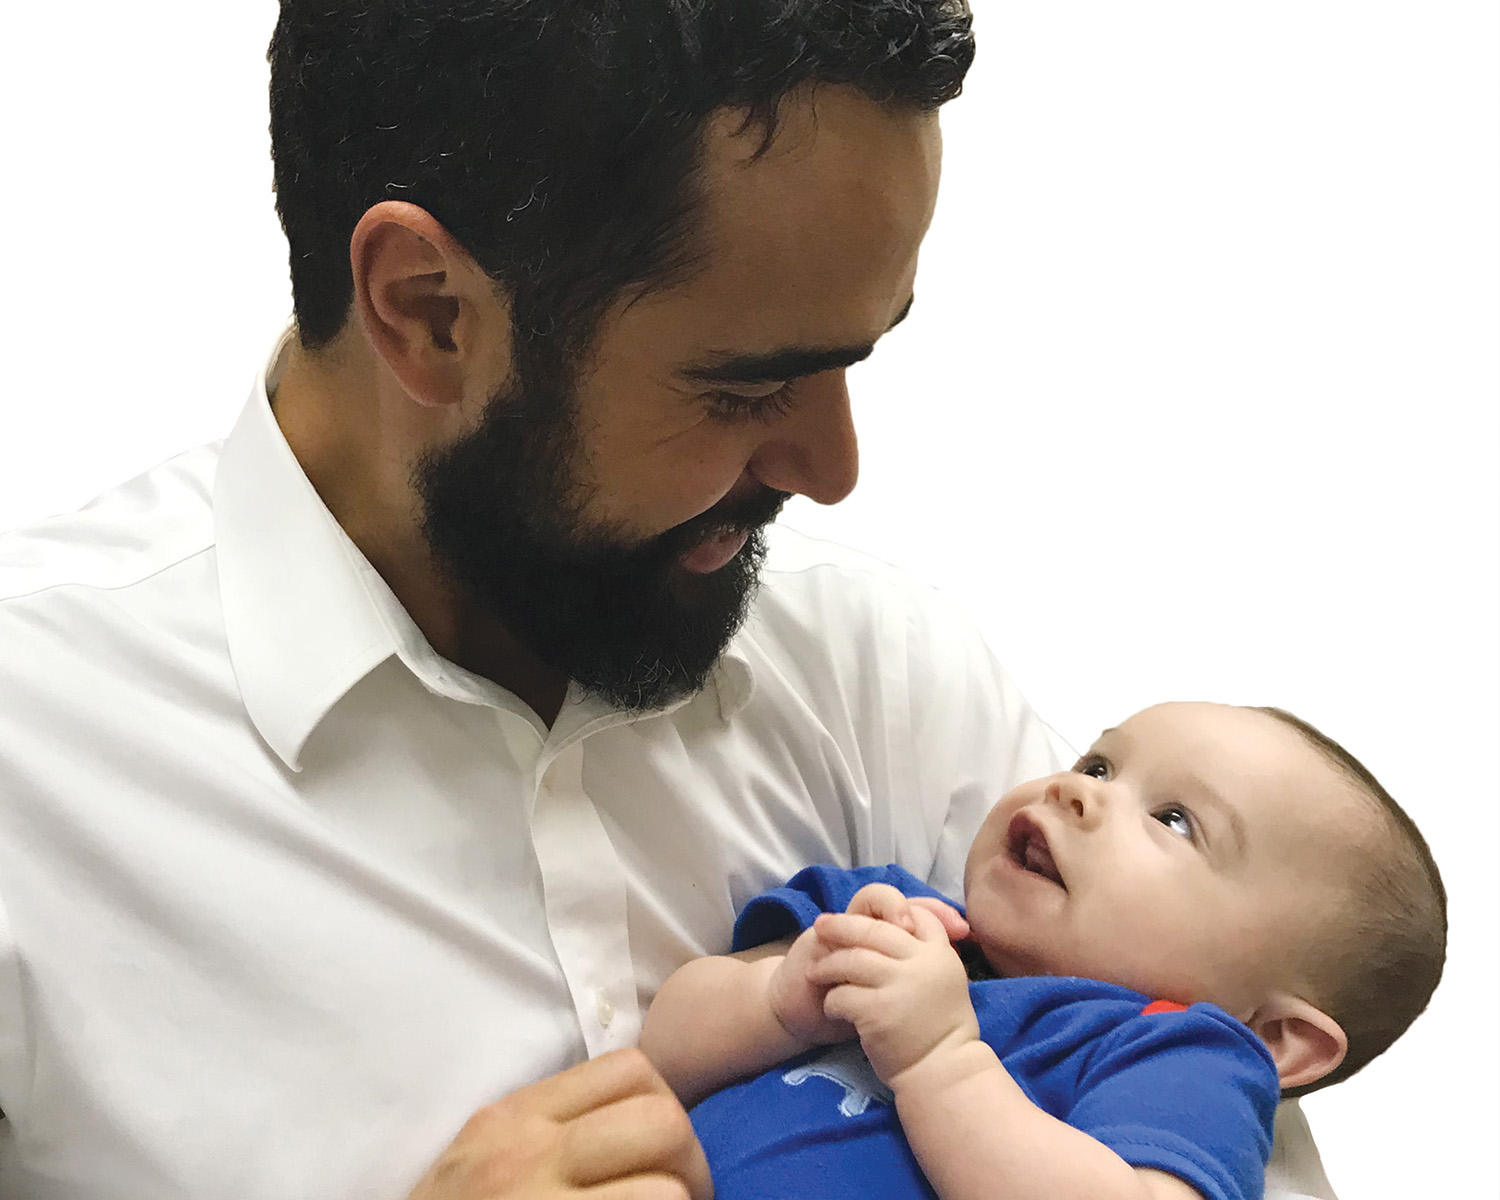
left=499, top=524, right=767, bottom=712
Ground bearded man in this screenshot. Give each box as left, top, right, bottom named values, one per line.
left=0, top=4, right=1332, bottom=1199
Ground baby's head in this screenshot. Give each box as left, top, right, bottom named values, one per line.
left=962, top=701, right=1446, bottom=1095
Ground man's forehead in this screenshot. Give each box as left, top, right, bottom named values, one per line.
left=700, top=82, right=935, bottom=164
left=602, top=87, right=939, bottom=371
left=694, top=87, right=941, bottom=238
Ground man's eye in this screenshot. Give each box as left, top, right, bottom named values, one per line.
left=1073, top=755, right=1110, bottom=780
left=707, top=381, right=798, bottom=423
left=1153, top=805, right=1195, bottom=841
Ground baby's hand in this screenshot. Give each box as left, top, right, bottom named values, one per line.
left=765, top=925, right=856, bottom=1049
left=845, top=882, right=971, bottom=944
left=808, top=903, right=979, bottom=1086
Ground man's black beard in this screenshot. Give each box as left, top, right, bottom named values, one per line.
left=414, top=365, right=787, bottom=712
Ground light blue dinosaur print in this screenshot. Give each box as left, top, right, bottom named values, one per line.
left=782, top=1042, right=894, bottom=1117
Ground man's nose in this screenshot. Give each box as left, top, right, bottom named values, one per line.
left=744, top=369, right=859, bottom=506
left=1044, top=776, right=1105, bottom=828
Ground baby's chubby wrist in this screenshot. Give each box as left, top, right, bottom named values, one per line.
left=760, top=954, right=811, bottom=1042
left=887, top=1028, right=998, bottom=1099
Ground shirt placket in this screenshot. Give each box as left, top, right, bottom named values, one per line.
left=531, top=735, right=640, bottom=1057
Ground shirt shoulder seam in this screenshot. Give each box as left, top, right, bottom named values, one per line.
left=0, top=540, right=217, bottom=606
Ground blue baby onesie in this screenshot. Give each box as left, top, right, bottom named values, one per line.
left=691, top=864, right=1279, bottom=1200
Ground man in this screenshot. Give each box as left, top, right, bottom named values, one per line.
left=0, top=3, right=1332, bottom=1199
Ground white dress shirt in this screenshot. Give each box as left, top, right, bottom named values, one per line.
left=0, top=342, right=1066, bottom=1199
left=0, top=340, right=1333, bottom=1200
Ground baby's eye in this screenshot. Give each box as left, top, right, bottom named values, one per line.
left=1153, top=805, right=1195, bottom=841
left=1073, top=754, right=1110, bottom=780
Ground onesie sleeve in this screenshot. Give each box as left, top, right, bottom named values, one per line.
left=1068, top=1004, right=1279, bottom=1200
left=731, top=864, right=958, bottom=951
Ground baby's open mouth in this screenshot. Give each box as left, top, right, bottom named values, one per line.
left=1007, top=812, right=1065, bottom=889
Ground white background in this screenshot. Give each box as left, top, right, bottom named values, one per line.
left=2, top=3, right=1495, bottom=1196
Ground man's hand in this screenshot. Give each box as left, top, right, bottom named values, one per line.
left=408, top=1049, right=712, bottom=1200
left=808, top=901, right=979, bottom=1085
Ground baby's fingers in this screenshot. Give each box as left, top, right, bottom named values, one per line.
left=806, top=946, right=897, bottom=991
left=845, top=883, right=915, bottom=932
left=907, top=897, right=970, bottom=944
left=813, top=911, right=918, bottom=957
left=821, top=981, right=878, bottom=1030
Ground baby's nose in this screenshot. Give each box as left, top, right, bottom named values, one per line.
left=1046, top=777, right=1099, bottom=824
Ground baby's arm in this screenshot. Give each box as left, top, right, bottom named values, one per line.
left=639, top=929, right=848, bottom=1108
left=816, top=889, right=1207, bottom=1200
left=640, top=886, right=970, bottom=1108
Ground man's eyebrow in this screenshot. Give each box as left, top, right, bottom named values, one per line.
left=682, top=294, right=916, bottom=386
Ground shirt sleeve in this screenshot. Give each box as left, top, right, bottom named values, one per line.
left=0, top=883, right=28, bottom=1126
left=730, top=864, right=957, bottom=952
left=1067, top=1005, right=1280, bottom=1200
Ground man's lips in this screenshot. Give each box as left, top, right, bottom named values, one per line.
left=671, top=487, right=788, bottom=574
left=678, top=527, right=751, bottom=574
left=1006, top=812, right=1065, bottom=889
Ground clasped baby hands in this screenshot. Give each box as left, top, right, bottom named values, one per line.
left=768, top=883, right=981, bottom=1087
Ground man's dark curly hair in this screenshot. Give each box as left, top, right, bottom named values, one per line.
left=268, top=1, right=975, bottom=364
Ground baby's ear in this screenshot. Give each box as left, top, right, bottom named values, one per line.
left=1246, top=994, right=1347, bottom=1091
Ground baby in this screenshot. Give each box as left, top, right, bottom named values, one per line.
left=640, top=702, right=1446, bottom=1200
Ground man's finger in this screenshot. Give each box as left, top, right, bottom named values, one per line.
left=515, top=1048, right=671, bottom=1124
left=414, top=1052, right=711, bottom=1200
left=562, top=1090, right=711, bottom=1199
left=584, top=1174, right=700, bottom=1200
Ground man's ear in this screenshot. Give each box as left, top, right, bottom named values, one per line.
left=348, top=201, right=508, bottom=408
left=1246, top=994, right=1348, bottom=1091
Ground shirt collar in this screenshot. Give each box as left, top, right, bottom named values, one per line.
left=215, top=331, right=400, bottom=770
left=217, top=332, right=755, bottom=768
left=711, top=646, right=754, bottom=722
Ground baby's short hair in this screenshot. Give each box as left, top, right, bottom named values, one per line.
left=1253, top=707, right=1446, bottom=1096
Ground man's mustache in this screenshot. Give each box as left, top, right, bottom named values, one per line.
left=668, top=486, right=790, bottom=551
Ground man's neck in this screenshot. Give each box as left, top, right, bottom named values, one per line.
left=271, top=334, right=570, bottom=726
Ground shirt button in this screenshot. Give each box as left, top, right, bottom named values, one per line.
left=595, top=990, right=615, bottom=1028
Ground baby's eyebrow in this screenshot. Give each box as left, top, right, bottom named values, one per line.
left=1187, top=780, right=1249, bottom=863
left=1087, top=728, right=1248, bottom=860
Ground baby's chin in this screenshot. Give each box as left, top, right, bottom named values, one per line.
left=962, top=940, right=1171, bottom=995
left=957, top=940, right=1000, bottom=981
left=961, top=934, right=1042, bottom=981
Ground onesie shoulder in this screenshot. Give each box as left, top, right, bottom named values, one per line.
left=1075, top=1000, right=1280, bottom=1200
